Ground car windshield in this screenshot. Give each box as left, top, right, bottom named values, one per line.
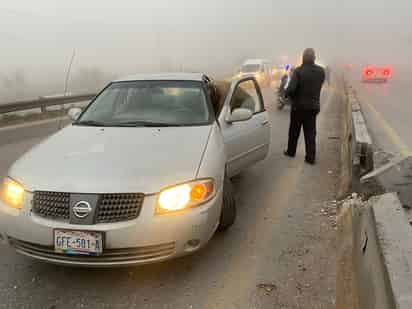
left=75, top=80, right=212, bottom=127
left=241, top=64, right=261, bottom=73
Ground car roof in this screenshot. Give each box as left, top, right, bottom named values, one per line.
left=242, top=59, right=269, bottom=65
left=114, top=73, right=206, bottom=82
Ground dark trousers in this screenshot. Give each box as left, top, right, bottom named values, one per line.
left=286, top=109, right=318, bottom=162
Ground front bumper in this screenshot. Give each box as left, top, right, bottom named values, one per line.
left=363, top=77, right=388, bottom=82
left=0, top=191, right=222, bottom=267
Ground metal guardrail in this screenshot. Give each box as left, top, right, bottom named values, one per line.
left=0, top=93, right=97, bottom=114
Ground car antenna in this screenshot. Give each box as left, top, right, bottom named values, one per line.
left=58, top=50, right=76, bottom=130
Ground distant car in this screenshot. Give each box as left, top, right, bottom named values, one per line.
left=238, top=59, right=272, bottom=87
left=0, top=73, right=270, bottom=267
left=362, top=66, right=392, bottom=83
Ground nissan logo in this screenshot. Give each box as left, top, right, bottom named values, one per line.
left=73, top=201, right=92, bottom=219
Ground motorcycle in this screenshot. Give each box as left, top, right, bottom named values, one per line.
left=277, top=75, right=291, bottom=110
left=277, top=92, right=291, bottom=110
left=277, top=69, right=295, bottom=110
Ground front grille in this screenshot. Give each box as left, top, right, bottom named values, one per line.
left=9, top=238, right=175, bottom=265
left=32, top=192, right=144, bottom=224
left=32, top=191, right=70, bottom=220
left=96, top=193, right=144, bottom=223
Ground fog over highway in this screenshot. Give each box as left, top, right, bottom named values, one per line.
left=1, top=1, right=412, bottom=308
left=2, top=0, right=412, bottom=101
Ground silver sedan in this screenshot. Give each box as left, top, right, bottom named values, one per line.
left=0, top=73, right=270, bottom=267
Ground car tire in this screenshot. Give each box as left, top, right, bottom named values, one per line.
left=218, top=176, right=237, bottom=232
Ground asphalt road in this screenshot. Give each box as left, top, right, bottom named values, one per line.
left=346, top=70, right=412, bottom=158
left=0, top=83, right=341, bottom=309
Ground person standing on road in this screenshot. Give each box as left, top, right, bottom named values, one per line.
left=283, top=48, right=325, bottom=165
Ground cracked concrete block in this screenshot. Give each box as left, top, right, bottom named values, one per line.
left=362, top=156, right=412, bottom=208
left=373, top=193, right=412, bottom=309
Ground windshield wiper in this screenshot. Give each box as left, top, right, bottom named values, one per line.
left=108, top=121, right=184, bottom=127
left=73, top=120, right=109, bottom=127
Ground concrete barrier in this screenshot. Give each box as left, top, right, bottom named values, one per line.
left=349, top=89, right=374, bottom=178
left=352, top=193, right=412, bottom=309
left=341, top=79, right=412, bottom=308
left=352, top=194, right=396, bottom=309
left=343, top=83, right=374, bottom=191
left=338, top=76, right=354, bottom=197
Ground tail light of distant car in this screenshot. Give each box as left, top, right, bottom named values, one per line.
left=364, top=68, right=374, bottom=77
left=382, top=67, right=392, bottom=77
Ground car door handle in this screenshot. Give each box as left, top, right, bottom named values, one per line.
left=261, top=120, right=269, bottom=126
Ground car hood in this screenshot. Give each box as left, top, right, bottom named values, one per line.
left=239, top=72, right=258, bottom=76
left=9, top=125, right=213, bottom=193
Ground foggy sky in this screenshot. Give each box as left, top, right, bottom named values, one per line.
left=2, top=0, right=412, bottom=79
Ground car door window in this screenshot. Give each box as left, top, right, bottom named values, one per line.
left=230, top=80, right=263, bottom=114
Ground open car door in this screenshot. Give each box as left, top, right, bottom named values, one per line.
left=219, top=76, right=270, bottom=177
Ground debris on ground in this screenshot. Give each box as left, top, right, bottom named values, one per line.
left=320, top=193, right=369, bottom=229
left=298, top=261, right=307, bottom=272
left=320, top=199, right=338, bottom=228
left=279, top=247, right=310, bottom=260
left=374, top=150, right=396, bottom=168
left=335, top=193, right=368, bottom=227
left=328, top=136, right=340, bottom=140
left=257, top=283, right=277, bottom=294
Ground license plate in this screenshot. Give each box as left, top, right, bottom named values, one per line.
left=54, top=230, right=103, bottom=256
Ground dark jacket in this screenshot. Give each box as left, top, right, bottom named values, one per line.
left=285, top=62, right=325, bottom=111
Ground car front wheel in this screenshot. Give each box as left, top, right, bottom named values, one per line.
left=218, top=176, right=237, bottom=231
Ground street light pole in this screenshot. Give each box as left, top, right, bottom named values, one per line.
left=64, top=50, right=76, bottom=97
left=59, top=50, right=76, bottom=130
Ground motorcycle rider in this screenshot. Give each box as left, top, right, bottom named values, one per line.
left=278, top=66, right=294, bottom=109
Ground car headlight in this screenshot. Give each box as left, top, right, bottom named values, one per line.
left=157, top=179, right=215, bottom=214
left=0, top=177, right=25, bottom=209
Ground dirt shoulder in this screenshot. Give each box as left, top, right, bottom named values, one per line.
left=261, top=83, right=341, bottom=308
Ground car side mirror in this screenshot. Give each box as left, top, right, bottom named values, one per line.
left=67, top=107, right=82, bottom=121
left=226, top=108, right=253, bottom=123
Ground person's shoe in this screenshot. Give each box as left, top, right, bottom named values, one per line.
left=284, top=150, right=295, bottom=158
left=305, top=158, right=316, bottom=165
